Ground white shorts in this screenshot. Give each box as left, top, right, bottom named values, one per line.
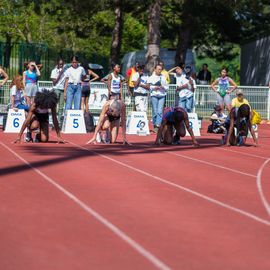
left=135, top=95, right=148, bottom=112
left=25, top=83, right=38, bottom=97
left=216, top=93, right=231, bottom=107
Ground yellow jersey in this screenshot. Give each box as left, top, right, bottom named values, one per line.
left=161, top=69, right=170, bottom=84
left=231, top=98, right=250, bottom=108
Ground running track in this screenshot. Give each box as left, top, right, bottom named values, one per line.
left=0, top=124, right=270, bottom=270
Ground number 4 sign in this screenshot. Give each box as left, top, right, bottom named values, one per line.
left=61, top=110, right=86, bottom=134
left=5, top=109, right=26, bottom=133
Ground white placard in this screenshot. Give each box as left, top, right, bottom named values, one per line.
left=4, top=109, right=26, bottom=133
left=89, top=86, right=108, bottom=110
left=62, top=110, right=86, bottom=134
left=126, top=111, right=150, bottom=135
left=186, top=113, right=201, bottom=136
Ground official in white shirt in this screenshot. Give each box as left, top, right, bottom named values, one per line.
left=131, top=65, right=149, bottom=112
left=63, top=56, right=86, bottom=110
left=50, top=58, right=67, bottom=123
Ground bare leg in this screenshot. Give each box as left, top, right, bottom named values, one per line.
left=162, top=125, right=173, bottom=145
left=110, top=119, right=120, bottom=143
left=85, top=96, right=89, bottom=113
left=81, top=97, right=85, bottom=111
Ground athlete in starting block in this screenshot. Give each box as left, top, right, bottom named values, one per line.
left=86, top=99, right=130, bottom=145
left=155, top=106, right=199, bottom=147
left=13, top=89, right=65, bottom=143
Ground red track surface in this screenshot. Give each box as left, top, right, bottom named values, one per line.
left=1, top=124, right=270, bottom=270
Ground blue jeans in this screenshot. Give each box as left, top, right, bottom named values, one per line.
left=151, top=96, right=165, bottom=126
left=179, top=96, right=194, bottom=113
left=65, top=84, right=82, bottom=110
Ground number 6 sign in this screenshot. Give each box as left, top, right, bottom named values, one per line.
left=5, top=109, right=26, bottom=133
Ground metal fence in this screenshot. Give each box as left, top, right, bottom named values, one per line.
left=0, top=81, right=269, bottom=119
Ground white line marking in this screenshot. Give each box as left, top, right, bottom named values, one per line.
left=256, top=158, right=270, bottom=216
left=66, top=140, right=270, bottom=227
left=139, top=143, right=257, bottom=178
left=218, top=147, right=269, bottom=160
left=167, top=151, right=256, bottom=178
left=0, top=142, right=171, bottom=270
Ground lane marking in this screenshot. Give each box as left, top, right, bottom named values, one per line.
left=65, top=140, right=270, bottom=227
left=0, top=142, right=171, bottom=270
left=166, top=151, right=256, bottom=178
left=218, top=147, right=269, bottom=160
left=256, top=158, right=270, bottom=216
left=138, top=143, right=257, bottom=178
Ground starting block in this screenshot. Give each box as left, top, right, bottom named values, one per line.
left=4, top=109, right=26, bottom=133
left=62, top=110, right=86, bottom=134
left=186, top=113, right=201, bottom=136
left=126, top=111, right=150, bottom=135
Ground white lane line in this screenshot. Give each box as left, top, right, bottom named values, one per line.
left=0, top=142, right=171, bottom=270
left=138, top=143, right=257, bottom=178
left=66, top=140, right=270, bottom=227
left=166, top=151, right=256, bottom=178
left=256, top=158, right=270, bottom=216
left=218, top=147, right=269, bottom=160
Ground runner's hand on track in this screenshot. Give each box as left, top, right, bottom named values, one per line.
left=86, top=137, right=97, bottom=145
left=13, top=137, right=22, bottom=144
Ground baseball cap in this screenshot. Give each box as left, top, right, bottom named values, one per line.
left=214, top=105, right=222, bottom=111
left=236, top=89, right=243, bottom=95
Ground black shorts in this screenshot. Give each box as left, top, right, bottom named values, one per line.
left=35, top=112, right=49, bottom=124
left=81, top=85, right=90, bottom=97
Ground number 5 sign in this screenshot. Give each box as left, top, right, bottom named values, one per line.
left=5, top=109, right=26, bottom=133
left=61, top=110, right=86, bottom=134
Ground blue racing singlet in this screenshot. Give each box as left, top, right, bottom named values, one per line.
left=25, top=70, right=38, bottom=84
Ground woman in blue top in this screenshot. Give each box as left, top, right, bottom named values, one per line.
left=23, top=61, right=41, bottom=107
left=211, top=67, right=237, bottom=112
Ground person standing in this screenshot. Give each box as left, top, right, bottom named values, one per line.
left=147, top=64, right=168, bottom=131
left=177, top=66, right=197, bottom=113
left=159, top=61, right=170, bottom=84
left=126, top=62, right=139, bottom=97
left=63, top=56, right=86, bottom=110
left=211, top=67, right=237, bottom=112
left=107, top=63, right=124, bottom=100
left=131, top=65, right=149, bottom=112
left=81, top=66, right=99, bottom=112
left=50, top=58, right=66, bottom=123
left=23, top=61, right=40, bottom=106
left=197, top=63, right=211, bottom=85
left=0, top=66, right=9, bottom=90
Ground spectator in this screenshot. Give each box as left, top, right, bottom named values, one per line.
left=126, top=62, right=139, bottom=97
left=197, top=63, right=211, bottom=85
left=168, top=65, right=184, bottom=106
left=10, top=75, right=29, bottom=112
left=176, top=65, right=196, bottom=113
left=0, top=66, right=9, bottom=89
left=147, top=64, right=168, bottom=132
left=131, top=65, right=149, bottom=112
left=81, top=66, right=99, bottom=112
left=231, top=89, right=250, bottom=108
left=23, top=61, right=41, bottom=106
left=63, top=56, right=86, bottom=110
left=158, top=61, right=170, bottom=84
left=50, top=58, right=66, bottom=124
left=107, top=63, right=124, bottom=100
left=211, top=67, right=237, bottom=112
left=208, top=105, right=226, bottom=134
